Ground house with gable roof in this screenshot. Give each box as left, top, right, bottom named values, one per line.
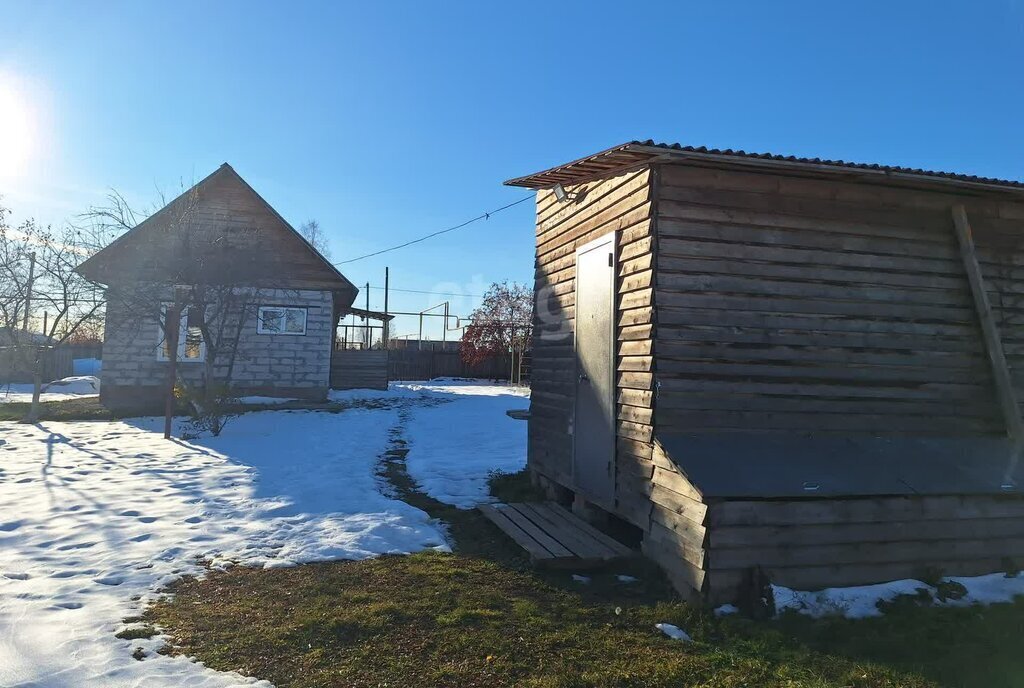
left=76, top=163, right=380, bottom=410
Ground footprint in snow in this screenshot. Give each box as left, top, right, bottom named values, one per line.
left=2, top=572, right=30, bottom=580
left=93, top=575, right=125, bottom=586
left=183, top=516, right=202, bottom=524
left=57, top=541, right=96, bottom=551
left=51, top=601, right=84, bottom=610
left=129, top=534, right=152, bottom=542
left=50, top=570, right=88, bottom=579
left=137, top=516, right=158, bottom=524
left=0, top=520, right=24, bottom=532
left=119, top=510, right=141, bottom=517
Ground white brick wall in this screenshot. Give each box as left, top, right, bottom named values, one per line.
left=102, top=288, right=334, bottom=396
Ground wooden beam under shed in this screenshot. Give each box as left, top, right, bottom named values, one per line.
left=951, top=204, right=1024, bottom=445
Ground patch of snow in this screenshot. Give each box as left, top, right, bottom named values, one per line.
left=773, top=579, right=929, bottom=619
left=948, top=572, right=1024, bottom=605
left=714, top=604, right=738, bottom=617
left=235, top=396, right=300, bottom=405
left=655, top=623, right=691, bottom=642
left=402, top=382, right=529, bottom=508
left=1, top=375, right=101, bottom=403
left=42, top=375, right=101, bottom=395
left=572, top=574, right=591, bottom=584
left=616, top=574, right=639, bottom=584
left=0, top=404, right=449, bottom=686
left=773, top=572, right=1024, bottom=619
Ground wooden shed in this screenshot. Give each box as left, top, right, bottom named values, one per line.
left=505, top=141, right=1024, bottom=604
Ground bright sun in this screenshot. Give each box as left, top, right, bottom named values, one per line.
left=0, top=78, right=35, bottom=179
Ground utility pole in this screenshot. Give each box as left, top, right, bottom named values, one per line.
left=383, top=267, right=390, bottom=349
left=365, top=281, right=370, bottom=349
left=22, top=251, right=36, bottom=331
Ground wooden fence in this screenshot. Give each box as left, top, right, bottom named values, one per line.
left=388, top=348, right=528, bottom=382
left=330, top=349, right=389, bottom=390
left=0, top=343, right=102, bottom=384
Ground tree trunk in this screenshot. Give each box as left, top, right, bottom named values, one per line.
left=22, top=348, right=43, bottom=424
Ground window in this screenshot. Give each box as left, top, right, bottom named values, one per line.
left=258, top=306, right=307, bottom=335
left=157, top=305, right=206, bottom=362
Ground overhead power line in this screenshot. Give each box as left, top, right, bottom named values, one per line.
left=365, top=285, right=484, bottom=298
left=334, top=195, right=533, bottom=265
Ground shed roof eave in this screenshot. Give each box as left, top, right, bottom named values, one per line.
left=504, top=141, right=1024, bottom=197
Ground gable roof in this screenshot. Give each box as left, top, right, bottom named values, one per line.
left=504, top=140, right=1024, bottom=194
left=76, top=164, right=357, bottom=298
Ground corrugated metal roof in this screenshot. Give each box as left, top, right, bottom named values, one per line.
left=504, top=140, right=1024, bottom=193
left=655, top=433, right=1023, bottom=499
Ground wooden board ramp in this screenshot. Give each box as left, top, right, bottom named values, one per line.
left=478, top=501, right=633, bottom=567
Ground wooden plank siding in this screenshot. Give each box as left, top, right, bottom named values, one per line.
left=703, top=494, right=1024, bottom=604
left=330, top=350, right=389, bottom=390
left=650, top=162, right=1024, bottom=435
left=80, top=165, right=354, bottom=295
left=530, top=166, right=657, bottom=526
left=528, top=156, right=1024, bottom=605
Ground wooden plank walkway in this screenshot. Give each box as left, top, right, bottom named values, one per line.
left=479, top=501, right=633, bottom=567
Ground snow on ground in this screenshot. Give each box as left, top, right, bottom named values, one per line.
left=769, top=572, right=1024, bottom=619
left=0, top=381, right=522, bottom=687
left=655, top=623, right=692, bottom=642
left=0, top=375, right=101, bottom=403
left=398, top=380, right=530, bottom=509
left=235, top=395, right=300, bottom=405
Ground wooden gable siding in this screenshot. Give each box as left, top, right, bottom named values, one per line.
left=82, top=167, right=352, bottom=293
left=651, top=163, right=1024, bottom=435
left=530, top=166, right=655, bottom=520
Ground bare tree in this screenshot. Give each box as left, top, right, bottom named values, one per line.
left=0, top=202, right=107, bottom=422
left=299, top=219, right=331, bottom=260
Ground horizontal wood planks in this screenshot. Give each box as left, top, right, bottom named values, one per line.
left=91, top=168, right=352, bottom=293
left=651, top=162, right=1024, bottom=434
left=479, top=502, right=632, bottom=566
left=704, top=494, right=1024, bottom=604
left=530, top=166, right=655, bottom=516
left=330, top=350, right=388, bottom=390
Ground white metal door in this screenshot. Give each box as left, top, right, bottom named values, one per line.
left=573, top=235, right=616, bottom=504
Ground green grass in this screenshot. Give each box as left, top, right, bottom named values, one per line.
left=149, top=551, right=944, bottom=688
left=143, top=469, right=1024, bottom=687
left=145, top=549, right=1024, bottom=688
left=0, top=396, right=115, bottom=422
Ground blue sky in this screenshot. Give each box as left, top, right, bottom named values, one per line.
left=2, top=0, right=1023, bottom=339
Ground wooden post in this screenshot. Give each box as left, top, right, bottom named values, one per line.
left=952, top=204, right=1024, bottom=449
left=163, top=305, right=181, bottom=440
left=365, top=282, right=371, bottom=349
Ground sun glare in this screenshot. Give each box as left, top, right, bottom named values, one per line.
left=0, top=77, right=36, bottom=179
